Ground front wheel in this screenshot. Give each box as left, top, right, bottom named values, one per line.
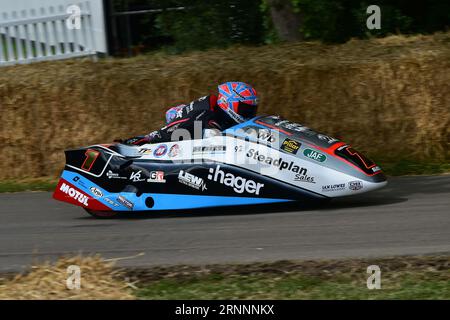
left=84, top=208, right=120, bottom=219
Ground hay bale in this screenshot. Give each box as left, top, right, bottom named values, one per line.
left=0, top=255, right=134, bottom=300
left=0, top=32, right=449, bottom=179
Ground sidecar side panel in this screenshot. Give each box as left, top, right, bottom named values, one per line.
left=55, top=169, right=293, bottom=211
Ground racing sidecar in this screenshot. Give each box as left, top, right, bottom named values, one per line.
left=53, top=115, right=387, bottom=217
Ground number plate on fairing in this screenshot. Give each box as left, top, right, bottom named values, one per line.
left=65, top=147, right=113, bottom=177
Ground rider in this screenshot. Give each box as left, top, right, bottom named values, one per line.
left=123, top=81, right=259, bottom=145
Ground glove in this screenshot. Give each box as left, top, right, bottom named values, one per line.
left=166, top=105, right=186, bottom=124
left=122, top=131, right=160, bottom=146
left=208, top=120, right=223, bottom=131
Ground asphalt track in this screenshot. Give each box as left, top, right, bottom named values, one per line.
left=0, top=175, right=449, bottom=272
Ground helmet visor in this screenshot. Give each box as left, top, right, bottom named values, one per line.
left=236, top=101, right=257, bottom=119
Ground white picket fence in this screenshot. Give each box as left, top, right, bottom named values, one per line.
left=0, top=2, right=97, bottom=66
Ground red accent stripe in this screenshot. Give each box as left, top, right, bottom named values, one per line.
left=254, top=120, right=381, bottom=177
left=306, top=142, right=382, bottom=176
left=166, top=117, right=189, bottom=127
left=210, top=94, right=218, bottom=111
left=303, top=141, right=346, bottom=157
left=134, top=138, right=149, bottom=145
left=337, top=156, right=381, bottom=176
left=300, top=142, right=381, bottom=176
left=346, top=147, right=376, bottom=169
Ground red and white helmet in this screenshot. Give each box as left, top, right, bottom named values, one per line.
left=217, top=82, right=258, bottom=123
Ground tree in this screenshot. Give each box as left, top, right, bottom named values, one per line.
left=266, top=0, right=303, bottom=41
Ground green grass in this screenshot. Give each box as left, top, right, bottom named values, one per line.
left=0, top=179, right=57, bottom=193
left=134, top=259, right=450, bottom=300
left=135, top=274, right=449, bottom=300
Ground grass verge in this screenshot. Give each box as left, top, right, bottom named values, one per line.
left=0, top=178, right=57, bottom=193
left=132, top=255, right=450, bottom=300
left=135, top=272, right=449, bottom=299
left=0, top=255, right=448, bottom=299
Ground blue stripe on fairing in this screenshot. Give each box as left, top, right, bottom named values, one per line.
left=61, top=170, right=292, bottom=211
left=224, top=116, right=272, bottom=141
left=144, top=193, right=292, bottom=210
left=224, top=117, right=262, bottom=133
left=62, top=170, right=119, bottom=210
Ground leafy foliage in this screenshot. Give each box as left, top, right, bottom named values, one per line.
left=290, top=0, right=449, bottom=43
left=111, top=0, right=449, bottom=52
left=112, top=0, right=264, bottom=53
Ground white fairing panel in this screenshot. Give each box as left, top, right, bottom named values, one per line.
left=134, top=135, right=387, bottom=198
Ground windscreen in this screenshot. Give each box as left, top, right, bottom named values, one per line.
left=334, top=145, right=381, bottom=175
left=254, top=115, right=341, bottom=149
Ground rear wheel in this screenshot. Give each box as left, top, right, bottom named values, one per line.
left=84, top=208, right=120, bottom=219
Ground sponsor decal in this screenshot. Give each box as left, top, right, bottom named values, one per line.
left=294, top=172, right=315, bottom=184
left=72, top=176, right=86, bottom=188
left=168, top=144, right=180, bottom=157
left=280, top=138, right=301, bottom=155
left=256, top=129, right=275, bottom=143
left=106, top=170, right=126, bottom=179
left=275, top=120, right=315, bottom=136
left=372, top=166, right=381, bottom=173
left=117, top=195, right=133, bottom=209
left=274, top=119, right=289, bottom=126
left=148, top=130, right=161, bottom=140
left=147, top=171, right=166, bottom=183
left=130, top=170, right=145, bottom=182
left=244, top=127, right=275, bottom=143
left=104, top=197, right=120, bottom=207
left=59, top=183, right=89, bottom=206
left=246, top=149, right=307, bottom=174
left=227, top=109, right=244, bottom=123
left=186, top=102, right=194, bottom=113
left=349, top=180, right=363, bottom=191
left=193, top=145, right=226, bottom=154
left=322, top=183, right=346, bottom=192
left=154, top=144, right=168, bottom=157
left=89, top=187, right=103, bottom=198
left=208, top=165, right=264, bottom=195
left=138, top=148, right=152, bottom=155
left=303, top=148, right=327, bottom=162
left=259, top=116, right=340, bottom=145
left=317, top=134, right=339, bottom=144
left=178, top=170, right=207, bottom=191
left=167, top=123, right=180, bottom=133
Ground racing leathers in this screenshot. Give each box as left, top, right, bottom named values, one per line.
left=124, top=95, right=237, bottom=145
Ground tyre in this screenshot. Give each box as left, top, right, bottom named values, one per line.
left=84, top=208, right=120, bottom=219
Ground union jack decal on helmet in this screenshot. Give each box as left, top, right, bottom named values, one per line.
left=217, top=82, right=258, bottom=123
